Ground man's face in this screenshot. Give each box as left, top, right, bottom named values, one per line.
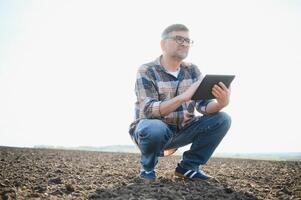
left=161, top=31, right=192, bottom=60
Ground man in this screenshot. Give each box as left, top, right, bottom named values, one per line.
left=129, top=24, right=232, bottom=181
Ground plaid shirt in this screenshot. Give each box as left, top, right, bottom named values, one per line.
left=129, top=56, right=212, bottom=135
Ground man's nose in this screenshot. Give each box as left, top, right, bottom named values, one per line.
left=181, top=42, right=190, bottom=47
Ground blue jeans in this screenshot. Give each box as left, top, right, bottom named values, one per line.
left=131, top=112, right=231, bottom=172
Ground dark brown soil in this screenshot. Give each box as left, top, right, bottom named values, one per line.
left=0, top=146, right=300, bottom=200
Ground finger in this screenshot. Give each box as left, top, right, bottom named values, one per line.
left=193, top=80, right=201, bottom=87
left=213, top=87, right=229, bottom=100
left=213, top=84, right=225, bottom=95
left=218, top=82, right=229, bottom=91
left=192, top=81, right=201, bottom=89
left=212, top=86, right=223, bottom=95
left=212, top=89, right=220, bottom=98
left=212, top=91, right=219, bottom=98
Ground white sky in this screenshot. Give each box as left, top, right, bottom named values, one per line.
left=0, top=0, right=300, bottom=153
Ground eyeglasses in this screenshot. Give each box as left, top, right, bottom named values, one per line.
left=165, top=35, right=194, bottom=45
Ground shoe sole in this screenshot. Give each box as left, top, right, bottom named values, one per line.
left=174, top=171, right=210, bottom=181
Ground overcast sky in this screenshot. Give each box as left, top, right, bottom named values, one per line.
left=1, top=0, right=300, bottom=153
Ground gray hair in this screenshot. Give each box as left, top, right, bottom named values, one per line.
left=161, top=24, right=189, bottom=39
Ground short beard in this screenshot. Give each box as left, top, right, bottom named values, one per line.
left=173, top=51, right=188, bottom=60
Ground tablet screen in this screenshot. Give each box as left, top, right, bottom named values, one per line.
left=191, top=74, right=235, bottom=100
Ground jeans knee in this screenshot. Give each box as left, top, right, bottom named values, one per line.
left=216, top=112, right=231, bottom=132
left=137, top=119, right=172, bottom=144
left=218, top=111, right=231, bottom=124
left=203, top=112, right=231, bottom=134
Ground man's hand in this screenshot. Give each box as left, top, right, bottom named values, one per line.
left=212, top=82, right=231, bottom=109
left=159, top=80, right=201, bottom=117
left=179, top=80, right=202, bottom=103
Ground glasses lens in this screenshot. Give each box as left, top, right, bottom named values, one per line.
left=175, top=36, right=185, bottom=44
left=184, top=38, right=193, bottom=44
left=174, top=36, right=193, bottom=45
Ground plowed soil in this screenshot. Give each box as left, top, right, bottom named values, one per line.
left=0, top=147, right=300, bottom=200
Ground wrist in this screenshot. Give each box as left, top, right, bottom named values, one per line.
left=216, top=102, right=226, bottom=110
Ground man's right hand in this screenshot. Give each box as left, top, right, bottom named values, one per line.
left=159, top=80, right=202, bottom=117
left=179, top=80, right=202, bottom=103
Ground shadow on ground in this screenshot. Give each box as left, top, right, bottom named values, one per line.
left=88, top=176, right=258, bottom=200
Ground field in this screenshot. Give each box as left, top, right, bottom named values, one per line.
left=0, top=146, right=300, bottom=200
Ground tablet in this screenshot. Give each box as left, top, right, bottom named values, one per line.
left=191, top=74, right=235, bottom=100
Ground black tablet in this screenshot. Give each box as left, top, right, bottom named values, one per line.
left=191, top=74, right=235, bottom=100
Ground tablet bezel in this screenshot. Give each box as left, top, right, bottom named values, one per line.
left=191, top=74, right=235, bottom=100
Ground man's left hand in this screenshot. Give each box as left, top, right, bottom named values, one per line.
left=212, top=82, right=231, bottom=109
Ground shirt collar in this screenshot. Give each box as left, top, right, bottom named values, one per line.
left=155, top=55, right=188, bottom=81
